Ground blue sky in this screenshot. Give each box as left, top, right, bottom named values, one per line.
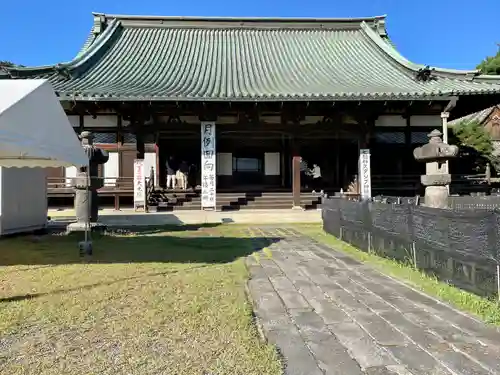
left=1, top=0, right=499, bottom=70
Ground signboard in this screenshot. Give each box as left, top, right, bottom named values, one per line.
left=358, top=149, right=372, bottom=200
left=201, top=122, right=216, bottom=209
left=134, top=159, right=146, bottom=211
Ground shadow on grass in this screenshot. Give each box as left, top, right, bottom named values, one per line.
left=0, top=264, right=212, bottom=303
left=0, top=232, right=281, bottom=266
left=101, top=223, right=223, bottom=235
left=0, top=232, right=282, bottom=303
left=44, top=222, right=223, bottom=235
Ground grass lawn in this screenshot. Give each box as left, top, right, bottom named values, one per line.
left=298, top=224, right=500, bottom=327
left=0, top=225, right=282, bottom=375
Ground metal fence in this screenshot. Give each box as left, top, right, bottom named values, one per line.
left=322, top=198, right=500, bottom=298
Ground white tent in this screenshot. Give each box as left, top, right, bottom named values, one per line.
left=0, top=79, right=87, bottom=235
left=0, top=79, right=87, bottom=167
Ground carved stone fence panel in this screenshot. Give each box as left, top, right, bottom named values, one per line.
left=322, top=197, right=500, bottom=297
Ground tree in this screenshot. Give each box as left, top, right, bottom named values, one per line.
left=453, top=120, right=494, bottom=155
left=0, top=60, right=14, bottom=68
left=451, top=120, right=498, bottom=172
left=477, top=45, right=500, bottom=75
left=0, top=60, right=25, bottom=69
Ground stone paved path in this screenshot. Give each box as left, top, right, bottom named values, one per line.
left=245, top=227, right=500, bottom=375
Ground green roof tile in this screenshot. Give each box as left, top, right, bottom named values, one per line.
left=4, top=13, right=500, bottom=101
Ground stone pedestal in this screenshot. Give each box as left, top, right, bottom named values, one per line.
left=67, top=221, right=107, bottom=233
left=66, top=131, right=109, bottom=234
left=424, top=186, right=449, bottom=209
left=75, top=189, right=99, bottom=223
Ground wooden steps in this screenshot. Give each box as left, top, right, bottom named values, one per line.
left=147, top=190, right=322, bottom=211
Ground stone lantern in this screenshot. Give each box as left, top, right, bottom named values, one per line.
left=413, top=129, right=459, bottom=208
left=67, top=131, right=109, bottom=232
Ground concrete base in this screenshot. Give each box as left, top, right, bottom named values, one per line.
left=292, top=206, right=305, bottom=210
left=424, top=186, right=449, bottom=209
left=66, top=222, right=107, bottom=233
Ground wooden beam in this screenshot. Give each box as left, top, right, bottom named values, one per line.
left=136, top=130, right=145, bottom=159
left=290, top=139, right=301, bottom=209
left=78, top=114, right=84, bottom=132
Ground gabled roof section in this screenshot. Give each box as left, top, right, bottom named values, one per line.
left=74, top=15, right=108, bottom=58
left=4, top=18, right=121, bottom=79
left=3, top=13, right=500, bottom=101
left=449, top=104, right=500, bottom=127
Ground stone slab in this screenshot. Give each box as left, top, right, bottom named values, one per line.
left=290, top=309, right=365, bottom=374
left=265, top=327, right=323, bottom=375
left=327, top=322, right=397, bottom=369
left=244, top=226, right=500, bottom=375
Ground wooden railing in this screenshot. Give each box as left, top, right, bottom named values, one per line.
left=48, top=177, right=134, bottom=190
left=47, top=175, right=153, bottom=210
left=47, top=167, right=498, bottom=210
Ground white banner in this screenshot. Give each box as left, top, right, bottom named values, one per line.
left=359, top=149, right=372, bottom=200
left=134, top=159, right=146, bottom=211
left=201, top=122, right=216, bottom=209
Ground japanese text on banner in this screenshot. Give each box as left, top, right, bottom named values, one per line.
left=133, top=159, right=146, bottom=210
left=359, top=149, right=371, bottom=200
left=201, top=122, right=216, bottom=208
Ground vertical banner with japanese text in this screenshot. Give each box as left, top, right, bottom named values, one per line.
left=201, top=122, right=216, bottom=209
left=134, top=159, right=146, bottom=211
left=358, top=149, right=372, bottom=200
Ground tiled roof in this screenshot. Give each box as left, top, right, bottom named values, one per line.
left=449, top=105, right=500, bottom=126
left=4, top=13, right=500, bottom=101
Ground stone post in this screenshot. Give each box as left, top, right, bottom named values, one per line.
left=413, top=130, right=458, bottom=209
left=67, top=131, right=109, bottom=232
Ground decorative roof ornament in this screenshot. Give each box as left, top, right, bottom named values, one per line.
left=415, top=66, right=437, bottom=82
left=55, top=64, right=72, bottom=80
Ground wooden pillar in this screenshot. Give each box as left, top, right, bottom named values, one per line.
left=155, top=142, right=160, bottom=187
left=291, top=140, right=301, bottom=209
left=136, top=131, right=145, bottom=160
left=280, top=134, right=286, bottom=187
left=114, top=194, right=120, bottom=211
left=282, top=136, right=291, bottom=188
left=405, top=115, right=412, bottom=147
left=404, top=114, right=412, bottom=174
left=335, top=140, right=340, bottom=188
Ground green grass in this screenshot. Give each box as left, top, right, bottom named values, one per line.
left=298, top=224, right=500, bottom=326
left=0, top=226, right=282, bottom=375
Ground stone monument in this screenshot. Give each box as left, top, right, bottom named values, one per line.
left=413, top=129, right=459, bottom=208
left=67, top=131, right=109, bottom=232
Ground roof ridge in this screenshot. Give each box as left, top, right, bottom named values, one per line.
left=92, top=12, right=388, bottom=36
left=91, top=12, right=387, bottom=23
left=474, top=74, right=500, bottom=82
left=360, top=21, right=481, bottom=79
